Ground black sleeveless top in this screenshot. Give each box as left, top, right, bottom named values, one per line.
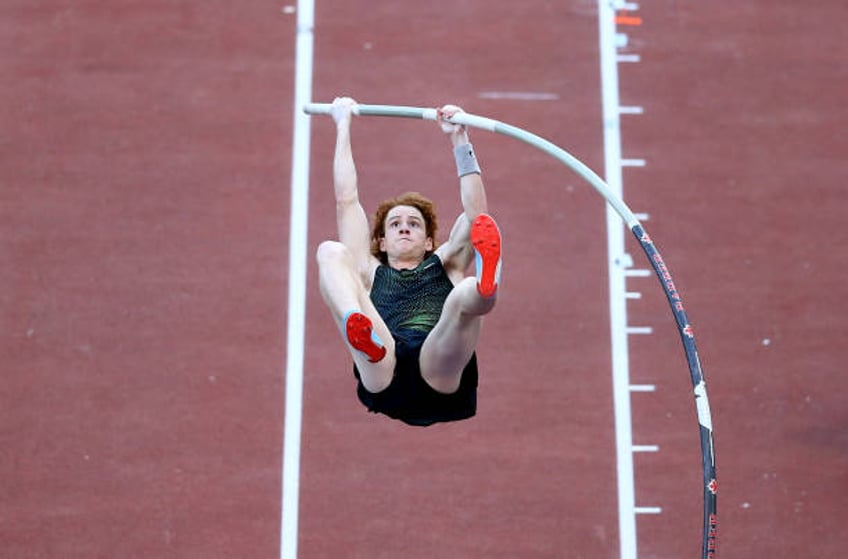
left=369, top=254, right=454, bottom=335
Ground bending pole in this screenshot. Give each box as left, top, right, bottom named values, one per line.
left=304, top=102, right=718, bottom=558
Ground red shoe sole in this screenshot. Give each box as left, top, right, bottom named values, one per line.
left=471, top=214, right=502, bottom=298
left=345, top=312, right=387, bottom=363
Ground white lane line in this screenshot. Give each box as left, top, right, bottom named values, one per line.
left=598, top=0, right=639, bottom=557
left=281, top=1, right=315, bottom=558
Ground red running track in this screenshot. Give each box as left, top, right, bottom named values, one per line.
left=2, top=1, right=846, bottom=558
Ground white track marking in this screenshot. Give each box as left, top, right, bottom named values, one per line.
left=617, top=54, right=641, bottom=63
left=477, top=91, right=560, bottom=101
left=633, top=445, right=660, bottom=453
left=281, top=1, right=314, bottom=558
left=629, top=384, right=656, bottom=392
left=624, top=268, right=651, bottom=277
left=598, top=0, right=640, bottom=557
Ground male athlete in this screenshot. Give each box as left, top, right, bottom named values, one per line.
left=316, top=97, right=502, bottom=426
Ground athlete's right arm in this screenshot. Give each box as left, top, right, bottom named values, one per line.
left=332, top=97, right=375, bottom=281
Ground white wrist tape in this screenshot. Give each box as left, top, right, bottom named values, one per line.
left=454, top=143, right=481, bottom=177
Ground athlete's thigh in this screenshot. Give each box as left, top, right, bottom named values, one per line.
left=419, top=288, right=482, bottom=392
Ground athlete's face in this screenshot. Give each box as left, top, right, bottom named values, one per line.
left=379, top=205, right=433, bottom=261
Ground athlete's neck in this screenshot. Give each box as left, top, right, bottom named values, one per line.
left=387, top=255, right=425, bottom=271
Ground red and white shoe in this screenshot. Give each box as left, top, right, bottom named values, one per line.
left=470, top=213, right=502, bottom=298
left=344, top=311, right=387, bottom=363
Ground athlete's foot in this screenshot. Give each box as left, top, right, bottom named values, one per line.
left=471, top=213, right=502, bottom=298
left=344, top=311, right=387, bottom=363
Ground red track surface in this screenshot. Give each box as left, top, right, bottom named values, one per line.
left=2, top=2, right=846, bottom=558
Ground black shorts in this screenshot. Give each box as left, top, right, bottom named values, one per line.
left=353, top=329, right=478, bottom=427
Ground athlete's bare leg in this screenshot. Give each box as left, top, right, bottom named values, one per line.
left=420, top=213, right=501, bottom=393
left=316, top=240, right=395, bottom=392
left=419, top=277, right=496, bottom=393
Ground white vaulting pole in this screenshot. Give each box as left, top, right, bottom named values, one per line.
left=281, top=1, right=315, bottom=558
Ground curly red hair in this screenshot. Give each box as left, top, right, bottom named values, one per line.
left=370, top=192, right=440, bottom=264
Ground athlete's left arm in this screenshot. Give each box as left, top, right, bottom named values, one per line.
left=435, top=105, right=488, bottom=275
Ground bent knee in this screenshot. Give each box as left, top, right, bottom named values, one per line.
left=316, top=240, right=352, bottom=265
left=450, top=277, right=497, bottom=315
left=422, top=370, right=463, bottom=395
left=357, top=362, right=395, bottom=394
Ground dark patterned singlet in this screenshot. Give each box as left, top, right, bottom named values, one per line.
left=370, top=254, right=455, bottom=335
left=353, top=254, right=478, bottom=426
